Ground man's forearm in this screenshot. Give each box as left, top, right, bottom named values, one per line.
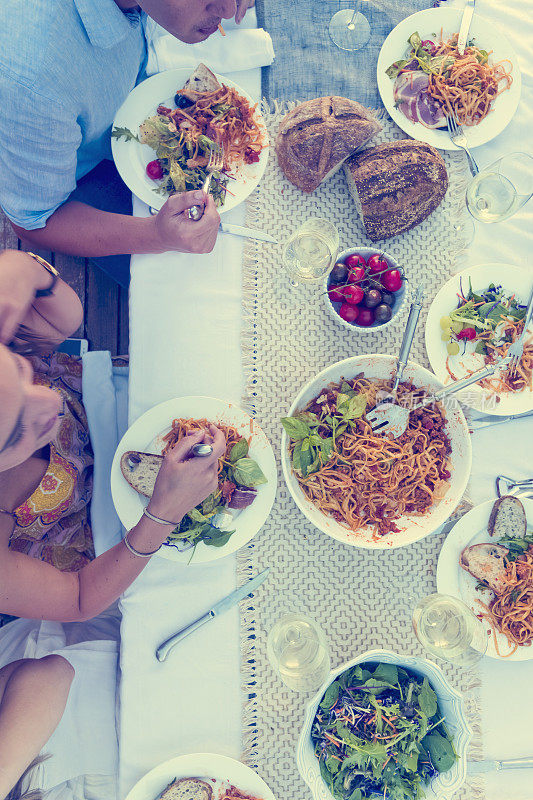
left=13, top=200, right=163, bottom=257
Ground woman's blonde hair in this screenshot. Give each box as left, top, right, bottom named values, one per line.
left=4, top=756, right=49, bottom=800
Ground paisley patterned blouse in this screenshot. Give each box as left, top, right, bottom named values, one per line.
left=9, top=353, right=95, bottom=572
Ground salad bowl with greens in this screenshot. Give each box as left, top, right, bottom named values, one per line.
left=297, top=650, right=471, bottom=800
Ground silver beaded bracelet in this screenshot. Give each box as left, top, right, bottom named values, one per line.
left=123, top=530, right=161, bottom=558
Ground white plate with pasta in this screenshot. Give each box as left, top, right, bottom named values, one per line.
left=425, top=263, right=533, bottom=416
left=111, top=67, right=268, bottom=211
left=111, top=396, right=277, bottom=564
left=437, top=498, right=533, bottom=661
left=377, top=7, right=521, bottom=150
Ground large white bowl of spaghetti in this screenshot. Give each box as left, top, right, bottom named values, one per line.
left=281, top=355, right=472, bottom=549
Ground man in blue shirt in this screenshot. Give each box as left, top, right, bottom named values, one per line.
left=0, top=0, right=254, bottom=285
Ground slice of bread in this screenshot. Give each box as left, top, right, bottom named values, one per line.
left=180, top=63, right=221, bottom=100
left=158, top=777, right=213, bottom=800
left=460, top=543, right=509, bottom=594
left=120, top=451, right=163, bottom=498
left=487, top=495, right=527, bottom=539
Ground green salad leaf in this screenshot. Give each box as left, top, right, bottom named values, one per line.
left=111, top=126, right=139, bottom=142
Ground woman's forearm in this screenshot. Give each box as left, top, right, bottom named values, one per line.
left=75, top=515, right=177, bottom=620
left=0, top=515, right=178, bottom=623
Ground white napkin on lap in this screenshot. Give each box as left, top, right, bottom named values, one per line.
left=144, top=17, right=274, bottom=77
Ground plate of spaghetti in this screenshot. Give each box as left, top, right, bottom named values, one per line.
left=111, top=65, right=268, bottom=212
left=426, top=263, right=533, bottom=416
left=111, top=396, right=276, bottom=564
left=377, top=7, right=521, bottom=149
left=280, top=355, right=471, bottom=549
left=124, top=753, right=275, bottom=800
left=437, top=498, right=533, bottom=660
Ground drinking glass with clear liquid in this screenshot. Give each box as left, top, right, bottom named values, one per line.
left=328, top=1, right=371, bottom=51
left=466, top=152, right=533, bottom=223
left=413, top=594, right=488, bottom=668
left=267, top=613, right=331, bottom=692
left=282, top=218, right=339, bottom=287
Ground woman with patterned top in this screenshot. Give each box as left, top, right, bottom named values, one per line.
left=0, top=248, right=225, bottom=799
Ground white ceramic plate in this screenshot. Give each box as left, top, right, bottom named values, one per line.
left=281, top=354, right=472, bottom=550
left=111, top=68, right=268, bottom=211
left=377, top=7, right=521, bottom=150
left=125, top=752, right=276, bottom=800
left=437, top=498, right=533, bottom=661
left=297, top=649, right=471, bottom=800
left=425, top=263, right=533, bottom=415
left=111, top=396, right=277, bottom=564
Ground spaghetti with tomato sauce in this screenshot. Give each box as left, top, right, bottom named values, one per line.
left=291, top=376, right=452, bottom=538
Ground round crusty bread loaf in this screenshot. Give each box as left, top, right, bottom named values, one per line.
left=275, top=96, right=382, bottom=193
left=343, top=139, right=448, bottom=241
left=158, top=777, right=213, bottom=800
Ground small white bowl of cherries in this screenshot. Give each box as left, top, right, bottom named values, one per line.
left=324, top=247, right=407, bottom=331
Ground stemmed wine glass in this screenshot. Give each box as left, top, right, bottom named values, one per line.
left=328, top=1, right=371, bottom=52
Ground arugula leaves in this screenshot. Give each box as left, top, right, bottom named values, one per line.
left=312, top=662, right=456, bottom=800
left=111, top=126, right=139, bottom=143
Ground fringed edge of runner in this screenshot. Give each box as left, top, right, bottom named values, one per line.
left=237, top=543, right=261, bottom=769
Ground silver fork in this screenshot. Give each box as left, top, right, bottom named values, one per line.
left=447, top=113, right=479, bottom=177
left=188, top=144, right=225, bottom=221
left=506, top=282, right=533, bottom=376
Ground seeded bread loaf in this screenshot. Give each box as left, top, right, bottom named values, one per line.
left=460, top=543, right=509, bottom=595
left=275, top=96, right=382, bottom=193
left=487, top=495, right=527, bottom=538
left=120, top=451, right=163, bottom=498
left=158, top=778, right=213, bottom=800
left=343, top=139, right=448, bottom=241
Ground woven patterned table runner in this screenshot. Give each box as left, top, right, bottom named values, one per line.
left=237, top=104, right=484, bottom=800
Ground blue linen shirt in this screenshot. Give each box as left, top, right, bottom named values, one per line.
left=0, top=0, right=146, bottom=229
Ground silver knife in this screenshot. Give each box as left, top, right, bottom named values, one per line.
left=220, top=222, right=277, bottom=243
left=457, top=0, right=476, bottom=55
left=468, top=757, right=533, bottom=775
left=470, top=410, right=533, bottom=432
left=155, top=567, right=270, bottom=662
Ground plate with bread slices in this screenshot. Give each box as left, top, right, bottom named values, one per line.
left=111, top=64, right=268, bottom=212
left=111, top=396, right=277, bottom=564
left=377, top=7, right=521, bottom=150
left=124, top=752, right=276, bottom=800
left=437, top=495, right=533, bottom=660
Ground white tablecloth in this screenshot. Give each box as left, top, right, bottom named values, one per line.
left=119, top=2, right=533, bottom=797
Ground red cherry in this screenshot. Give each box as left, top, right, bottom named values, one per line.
left=381, top=269, right=403, bottom=293
left=344, top=253, right=366, bottom=270
left=356, top=307, right=375, bottom=326
left=338, top=303, right=360, bottom=323
left=366, top=254, right=382, bottom=272
left=369, top=258, right=389, bottom=276
left=343, top=285, right=364, bottom=305
left=327, top=286, right=345, bottom=303
left=348, top=265, right=366, bottom=283
left=146, top=159, right=164, bottom=180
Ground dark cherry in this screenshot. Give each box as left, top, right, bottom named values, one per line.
left=381, top=291, right=396, bottom=307
left=364, top=289, right=382, bottom=309
left=330, top=262, right=349, bottom=283
left=374, top=304, right=393, bottom=323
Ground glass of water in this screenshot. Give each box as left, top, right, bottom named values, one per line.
left=267, top=613, right=331, bottom=692
left=466, top=152, right=533, bottom=223
left=413, top=593, right=488, bottom=669
left=329, top=1, right=371, bottom=51
left=282, top=217, right=339, bottom=287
